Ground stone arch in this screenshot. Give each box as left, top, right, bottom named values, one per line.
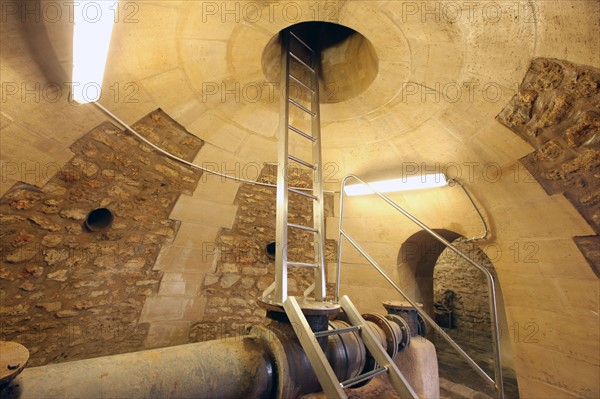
left=398, top=230, right=518, bottom=395
left=398, top=229, right=462, bottom=318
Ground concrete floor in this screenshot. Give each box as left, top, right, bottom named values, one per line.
left=434, top=331, right=520, bottom=399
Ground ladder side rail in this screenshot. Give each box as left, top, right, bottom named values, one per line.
left=274, top=31, right=292, bottom=303
left=336, top=175, right=504, bottom=398
left=283, top=297, right=347, bottom=398
left=310, top=48, right=326, bottom=302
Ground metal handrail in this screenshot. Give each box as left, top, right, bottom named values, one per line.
left=335, top=174, right=504, bottom=399
left=448, top=178, right=489, bottom=241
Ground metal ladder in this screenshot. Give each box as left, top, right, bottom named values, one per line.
left=262, top=30, right=417, bottom=399
left=284, top=295, right=418, bottom=399
left=261, top=29, right=326, bottom=304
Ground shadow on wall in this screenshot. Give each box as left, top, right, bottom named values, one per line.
left=18, top=0, right=71, bottom=83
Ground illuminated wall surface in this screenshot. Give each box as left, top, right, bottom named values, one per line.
left=0, top=1, right=598, bottom=397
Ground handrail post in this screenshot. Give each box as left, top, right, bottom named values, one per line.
left=334, top=177, right=351, bottom=303
left=336, top=174, right=504, bottom=399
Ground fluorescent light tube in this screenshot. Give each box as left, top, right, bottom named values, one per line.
left=71, top=1, right=117, bottom=103
left=344, top=174, right=448, bottom=196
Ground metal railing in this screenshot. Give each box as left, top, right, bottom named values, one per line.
left=335, top=175, right=504, bottom=399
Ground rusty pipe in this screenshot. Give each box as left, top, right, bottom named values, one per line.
left=3, top=311, right=404, bottom=399
left=2, top=336, right=274, bottom=399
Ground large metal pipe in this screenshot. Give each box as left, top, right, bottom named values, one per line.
left=3, top=336, right=274, bottom=399
left=2, top=309, right=411, bottom=399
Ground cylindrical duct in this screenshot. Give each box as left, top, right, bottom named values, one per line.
left=3, top=337, right=274, bottom=399
left=326, top=320, right=366, bottom=382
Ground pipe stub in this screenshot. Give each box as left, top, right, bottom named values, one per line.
left=84, top=208, right=114, bottom=232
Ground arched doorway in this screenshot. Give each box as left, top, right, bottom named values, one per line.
left=398, top=229, right=462, bottom=319
left=399, top=231, right=519, bottom=397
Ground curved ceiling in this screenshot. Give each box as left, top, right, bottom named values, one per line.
left=1, top=3, right=599, bottom=396
left=2, top=1, right=599, bottom=190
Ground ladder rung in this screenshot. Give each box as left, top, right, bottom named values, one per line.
left=303, top=282, right=315, bottom=297
left=289, top=31, right=314, bottom=53
left=290, top=74, right=315, bottom=93
left=288, top=155, right=316, bottom=170
left=341, top=367, right=388, bottom=389
left=289, top=52, right=315, bottom=73
left=288, top=125, right=316, bottom=142
left=288, top=187, right=318, bottom=200
left=314, top=325, right=361, bottom=338
left=288, top=98, right=316, bottom=116
left=288, top=223, right=318, bottom=233
left=287, top=261, right=319, bottom=268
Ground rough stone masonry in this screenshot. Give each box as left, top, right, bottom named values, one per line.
left=0, top=109, right=203, bottom=366
left=189, top=164, right=337, bottom=342
left=497, top=58, right=600, bottom=277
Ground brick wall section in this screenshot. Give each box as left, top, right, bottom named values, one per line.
left=497, top=58, right=600, bottom=277
left=190, top=164, right=337, bottom=342
left=0, top=109, right=203, bottom=366
left=433, top=240, right=493, bottom=349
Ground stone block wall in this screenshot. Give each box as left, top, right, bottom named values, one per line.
left=0, top=110, right=203, bottom=366
left=190, top=164, right=337, bottom=342
left=433, top=240, right=492, bottom=348
left=490, top=58, right=599, bottom=398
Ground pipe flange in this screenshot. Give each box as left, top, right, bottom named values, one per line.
left=327, top=320, right=366, bottom=382
left=386, top=314, right=411, bottom=351
left=383, top=300, right=427, bottom=337
left=251, top=323, right=320, bottom=398
left=352, top=320, right=388, bottom=389
left=362, top=313, right=398, bottom=359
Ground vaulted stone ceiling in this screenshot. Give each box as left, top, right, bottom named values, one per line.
left=3, top=1, right=598, bottom=190
left=1, top=1, right=599, bottom=398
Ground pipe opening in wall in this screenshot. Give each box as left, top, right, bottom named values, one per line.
left=85, top=208, right=114, bottom=232
left=265, top=241, right=276, bottom=260
left=262, top=21, right=378, bottom=103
